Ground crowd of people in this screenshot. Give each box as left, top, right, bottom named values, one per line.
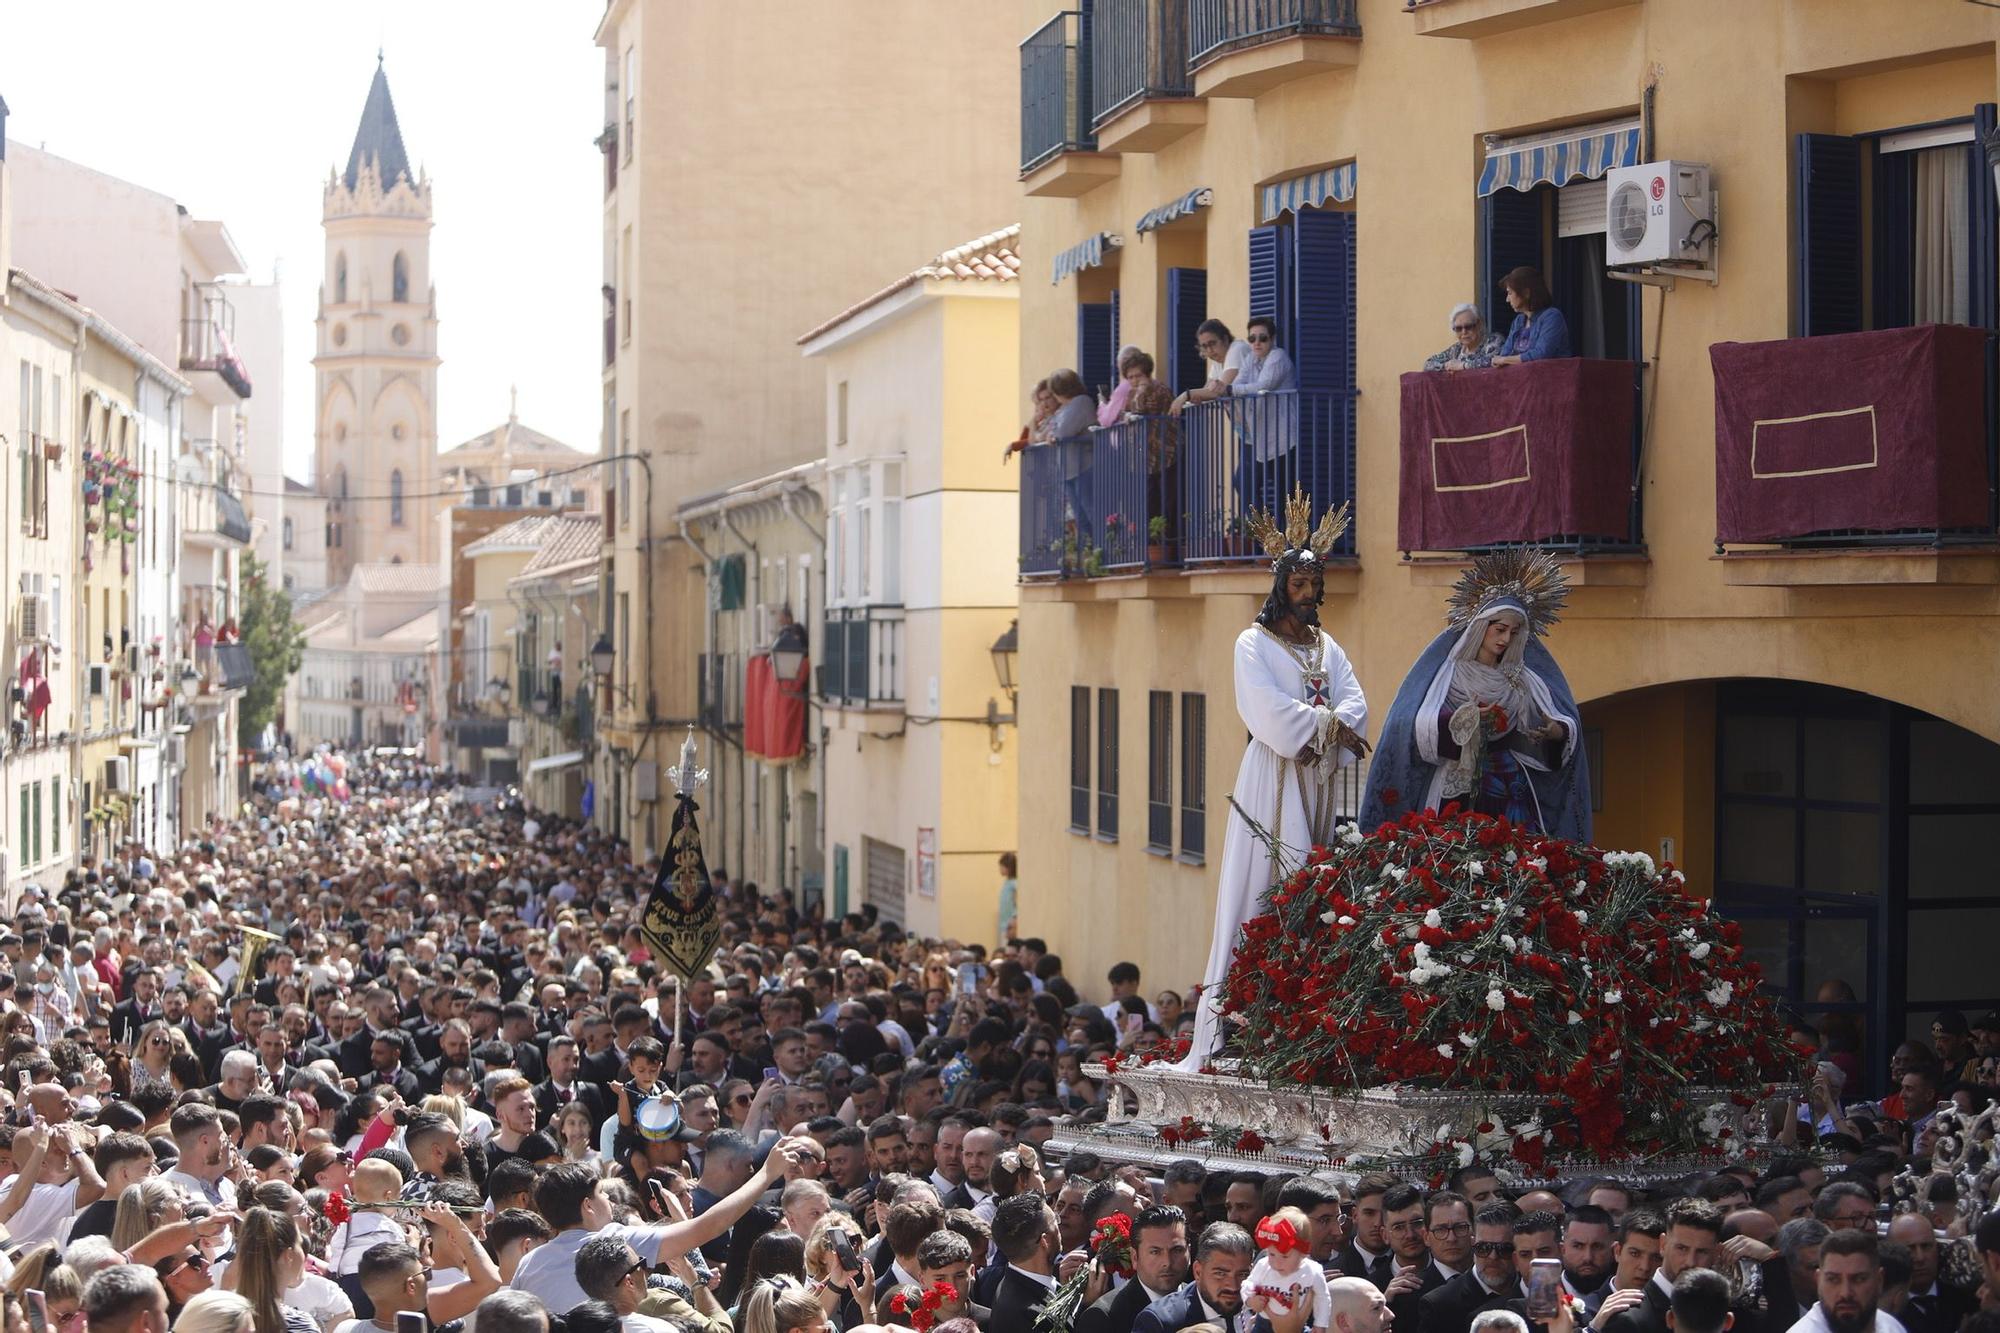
left=0, top=753, right=1995, bottom=1333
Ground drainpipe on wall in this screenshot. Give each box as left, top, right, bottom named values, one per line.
left=780, top=485, right=827, bottom=914
left=718, top=510, right=759, bottom=886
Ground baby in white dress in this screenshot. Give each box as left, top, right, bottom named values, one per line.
left=1246, top=1206, right=1331, bottom=1333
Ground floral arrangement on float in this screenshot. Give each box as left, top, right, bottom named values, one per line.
left=1207, top=806, right=1807, bottom=1167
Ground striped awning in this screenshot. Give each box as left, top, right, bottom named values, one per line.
left=1050, top=232, right=1123, bottom=285
left=1136, top=187, right=1214, bottom=235
left=1260, top=162, right=1357, bottom=222
left=1477, top=117, right=1642, bottom=197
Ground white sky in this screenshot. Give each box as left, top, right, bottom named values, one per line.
left=0, top=1, right=605, bottom=480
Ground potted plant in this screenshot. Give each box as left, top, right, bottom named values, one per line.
left=1146, top=515, right=1170, bottom=565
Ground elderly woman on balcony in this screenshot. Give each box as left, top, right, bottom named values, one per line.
left=1096, top=345, right=1145, bottom=427
left=1423, top=303, right=1502, bottom=371
left=1492, top=266, right=1574, bottom=365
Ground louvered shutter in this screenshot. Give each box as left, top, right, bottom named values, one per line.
left=1248, top=223, right=1293, bottom=352
left=1872, top=147, right=1915, bottom=332
left=1109, top=287, right=1122, bottom=370
left=1166, top=267, right=1209, bottom=394
left=1078, top=302, right=1115, bottom=399
left=1481, top=188, right=1544, bottom=336
left=1795, top=134, right=1863, bottom=336
left=1292, top=208, right=1355, bottom=393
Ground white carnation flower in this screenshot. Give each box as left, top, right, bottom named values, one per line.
left=1690, top=942, right=1711, bottom=960
left=1437, top=1043, right=1456, bottom=1059
left=1320, top=910, right=1337, bottom=925
left=1706, top=980, right=1734, bottom=1007
left=1423, top=909, right=1443, bottom=929
left=1500, top=934, right=1518, bottom=954
left=1466, top=860, right=1484, bottom=879
left=1573, top=909, right=1589, bottom=926
left=1486, top=989, right=1507, bottom=1012
left=1338, top=915, right=1356, bottom=927
left=1603, top=989, right=1623, bottom=1004
left=1566, top=1010, right=1583, bottom=1026
left=1459, top=1031, right=1478, bottom=1047
left=1455, top=1142, right=1476, bottom=1168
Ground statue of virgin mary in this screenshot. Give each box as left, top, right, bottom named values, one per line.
left=1359, top=548, right=1590, bottom=841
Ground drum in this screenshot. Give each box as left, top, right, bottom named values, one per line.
left=635, top=1095, right=684, bottom=1143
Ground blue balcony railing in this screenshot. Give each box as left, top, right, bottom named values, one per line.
left=1018, top=394, right=1354, bottom=577
left=1092, top=0, right=1193, bottom=128
left=1022, top=11, right=1097, bottom=173
left=1190, top=0, right=1360, bottom=67
left=1180, top=391, right=1357, bottom=563
left=1019, top=415, right=1182, bottom=578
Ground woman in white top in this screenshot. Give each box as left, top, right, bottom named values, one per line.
left=1172, top=319, right=1252, bottom=414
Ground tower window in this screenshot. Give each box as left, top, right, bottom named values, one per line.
left=335, top=252, right=348, bottom=304
left=390, top=470, right=404, bottom=526
left=393, top=252, right=409, bottom=303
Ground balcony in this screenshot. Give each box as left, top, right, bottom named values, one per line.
left=1019, top=391, right=1358, bottom=578
left=1189, top=0, right=1361, bottom=99
left=215, top=643, right=255, bottom=693
left=1397, top=359, right=1643, bottom=557
left=179, top=287, right=253, bottom=399
left=448, top=716, right=512, bottom=749
left=818, top=606, right=905, bottom=708
left=1711, top=324, right=2000, bottom=586
left=1409, top=0, right=1641, bottom=40
left=1092, top=0, right=1202, bottom=153
left=1021, top=11, right=1120, bottom=197
left=182, top=482, right=252, bottom=550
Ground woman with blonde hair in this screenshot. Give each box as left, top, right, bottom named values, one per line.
left=226, top=1206, right=318, bottom=1333
left=5, top=1251, right=81, bottom=1333
left=738, top=1277, right=830, bottom=1333
left=129, top=1020, right=179, bottom=1093
left=803, top=1213, right=876, bottom=1330
left=110, top=1177, right=186, bottom=1252
left=171, top=1291, right=254, bottom=1333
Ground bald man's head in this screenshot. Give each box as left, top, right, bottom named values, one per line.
left=962, top=1127, right=1003, bottom=1188
left=1329, top=1276, right=1393, bottom=1333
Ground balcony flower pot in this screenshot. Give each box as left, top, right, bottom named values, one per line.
left=42, top=440, right=61, bottom=463
left=1147, top=542, right=1172, bottom=565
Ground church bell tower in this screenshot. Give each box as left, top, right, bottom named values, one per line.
left=314, top=57, right=440, bottom=580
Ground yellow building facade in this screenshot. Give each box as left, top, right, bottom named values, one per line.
left=800, top=227, right=1024, bottom=941
left=1014, top=0, right=2000, bottom=1076
left=590, top=0, right=1024, bottom=879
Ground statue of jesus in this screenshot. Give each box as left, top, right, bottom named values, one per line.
left=1181, top=491, right=1368, bottom=1072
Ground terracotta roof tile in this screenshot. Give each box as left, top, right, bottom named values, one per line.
left=517, top=516, right=604, bottom=577
left=797, top=224, right=1019, bottom=345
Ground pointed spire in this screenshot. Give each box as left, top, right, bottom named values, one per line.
left=343, top=60, right=412, bottom=193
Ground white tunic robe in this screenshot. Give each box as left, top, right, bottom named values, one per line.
left=1181, top=625, right=1367, bottom=1071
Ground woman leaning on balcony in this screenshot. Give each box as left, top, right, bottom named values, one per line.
left=1491, top=266, right=1574, bottom=365
left=1423, top=303, right=1503, bottom=372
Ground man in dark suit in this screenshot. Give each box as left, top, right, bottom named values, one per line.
left=989, top=1194, right=1065, bottom=1333
left=1133, top=1221, right=1256, bottom=1333
left=1386, top=1186, right=1457, bottom=1332
left=356, top=1030, right=422, bottom=1101
left=1078, top=1204, right=1191, bottom=1333
left=1601, top=1199, right=1725, bottom=1333
left=534, top=1036, right=607, bottom=1131
left=1560, top=1206, right=1618, bottom=1322
left=1341, top=1174, right=1400, bottom=1289
left=1420, top=1204, right=1523, bottom=1333
left=109, top=968, right=164, bottom=1046
left=416, top=1021, right=485, bottom=1096
left=1888, top=1213, right=1973, bottom=1333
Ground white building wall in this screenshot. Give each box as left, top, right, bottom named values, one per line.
left=223, top=279, right=287, bottom=583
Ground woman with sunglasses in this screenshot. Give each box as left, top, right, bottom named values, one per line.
left=1425, top=304, right=1503, bottom=372
left=129, top=1021, right=179, bottom=1094
left=719, top=1078, right=756, bottom=1131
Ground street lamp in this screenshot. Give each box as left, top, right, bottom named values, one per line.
left=590, top=634, right=615, bottom=679
left=984, top=620, right=1018, bottom=751
left=531, top=690, right=551, bottom=718
left=770, top=622, right=808, bottom=683
left=178, top=665, right=200, bottom=702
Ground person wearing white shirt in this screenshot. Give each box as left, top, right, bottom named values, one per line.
left=1786, top=1233, right=1908, bottom=1333
left=0, top=1123, right=104, bottom=1248
left=1172, top=320, right=1254, bottom=415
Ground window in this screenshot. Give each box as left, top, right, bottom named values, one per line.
left=335, top=252, right=348, bottom=304
left=619, top=591, right=631, bottom=703
left=1070, top=686, right=1091, bottom=832
left=619, top=409, right=632, bottom=528
left=1796, top=109, right=1998, bottom=335
left=1097, top=687, right=1120, bottom=840
left=826, top=460, right=903, bottom=608
left=1181, top=692, right=1207, bottom=860
left=17, top=785, right=27, bottom=870
left=392, top=252, right=410, bottom=304
left=1480, top=184, right=1638, bottom=359
left=31, top=781, right=42, bottom=868
left=283, top=517, right=294, bottom=550
left=623, top=47, right=636, bottom=164
left=19, top=363, right=47, bottom=538
left=835, top=381, right=849, bottom=447
left=390, top=471, right=404, bottom=525
left=621, top=226, right=634, bottom=342
left=49, top=778, right=58, bottom=860
left=1147, top=690, right=1173, bottom=851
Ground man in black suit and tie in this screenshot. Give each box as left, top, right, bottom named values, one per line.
left=988, top=1194, right=1066, bottom=1333
left=1887, top=1213, right=1972, bottom=1333
left=533, top=1035, right=606, bottom=1131
left=1341, top=1174, right=1401, bottom=1289
left=1132, top=1221, right=1256, bottom=1333
left=1420, top=1204, right=1524, bottom=1333
left=1386, top=1186, right=1458, bottom=1332
left=109, top=968, right=163, bottom=1046
left=1599, top=1199, right=1725, bottom=1333
left=1558, top=1206, right=1618, bottom=1323
left=1077, top=1204, right=1191, bottom=1333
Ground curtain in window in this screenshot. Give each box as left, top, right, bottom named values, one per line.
left=1914, top=146, right=1970, bottom=326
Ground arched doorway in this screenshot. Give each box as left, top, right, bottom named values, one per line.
left=1582, top=679, right=2000, bottom=1098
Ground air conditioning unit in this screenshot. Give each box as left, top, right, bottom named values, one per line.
left=86, top=665, right=108, bottom=698
left=1605, top=160, right=1714, bottom=268
left=104, top=756, right=130, bottom=792
left=15, top=594, right=51, bottom=643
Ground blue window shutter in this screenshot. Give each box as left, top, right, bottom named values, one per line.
left=1077, top=303, right=1114, bottom=398
left=1292, top=208, right=1356, bottom=393
left=1109, top=287, right=1121, bottom=369
left=1166, top=267, right=1208, bottom=394
left=1795, top=133, right=1863, bottom=336
left=1872, top=146, right=1915, bottom=332
left=1248, top=223, right=1293, bottom=351
left=1481, top=189, right=1543, bottom=336
left=1968, top=104, right=1998, bottom=330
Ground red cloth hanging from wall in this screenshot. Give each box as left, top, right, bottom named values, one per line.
left=744, top=652, right=808, bottom=763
